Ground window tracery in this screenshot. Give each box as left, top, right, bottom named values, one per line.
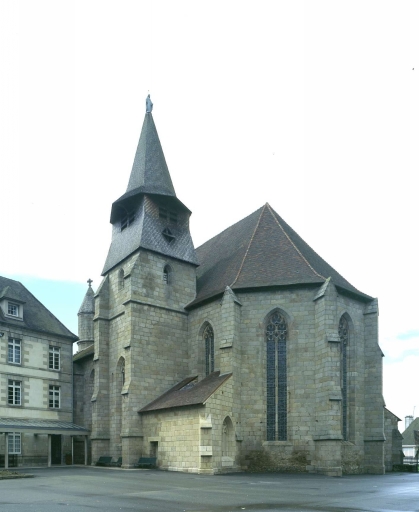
left=266, top=311, right=287, bottom=441
left=203, top=324, right=214, bottom=376
left=338, top=316, right=349, bottom=441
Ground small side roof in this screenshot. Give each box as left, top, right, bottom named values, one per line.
left=139, top=371, right=232, bottom=413
left=384, top=407, right=402, bottom=421
left=0, top=418, right=89, bottom=435
left=73, top=344, right=94, bottom=362
left=0, top=276, right=77, bottom=340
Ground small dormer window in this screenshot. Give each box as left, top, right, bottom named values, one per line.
left=8, top=303, right=19, bottom=317
left=121, top=211, right=135, bottom=231
left=159, top=207, right=177, bottom=224
left=162, top=228, right=175, bottom=244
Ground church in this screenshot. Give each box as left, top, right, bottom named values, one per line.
left=73, top=97, right=385, bottom=476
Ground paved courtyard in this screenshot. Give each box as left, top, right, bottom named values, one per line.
left=0, top=467, right=418, bottom=512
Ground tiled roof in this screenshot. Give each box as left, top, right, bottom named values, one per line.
left=0, top=418, right=88, bottom=434
left=0, top=276, right=77, bottom=340
left=402, top=417, right=419, bottom=445
left=139, top=371, right=232, bottom=413
left=190, top=203, right=372, bottom=307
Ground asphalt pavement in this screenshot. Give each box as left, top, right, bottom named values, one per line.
left=0, top=466, right=418, bottom=512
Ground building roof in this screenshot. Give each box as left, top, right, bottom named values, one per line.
left=139, top=371, right=232, bottom=413
left=103, top=102, right=197, bottom=274
left=73, top=343, right=94, bottom=362
left=384, top=407, right=402, bottom=422
left=0, top=276, right=77, bottom=340
left=0, top=418, right=88, bottom=435
left=401, top=417, right=419, bottom=445
left=190, top=203, right=373, bottom=307
left=110, top=110, right=189, bottom=225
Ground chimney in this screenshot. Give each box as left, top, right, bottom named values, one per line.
left=405, top=415, right=413, bottom=429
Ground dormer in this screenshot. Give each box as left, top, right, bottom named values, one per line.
left=0, top=286, right=25, bottom=321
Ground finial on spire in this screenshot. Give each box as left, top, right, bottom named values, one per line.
left=146, top=94, right=153, bottom=113
left=87, top=278, right=93, bottom=288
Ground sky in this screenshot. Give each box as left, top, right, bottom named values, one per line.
left=0, top=0, right=418, bottom=423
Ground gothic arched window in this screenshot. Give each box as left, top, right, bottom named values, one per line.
left=266, top=311, right=287, bottom=441
left=338, top=316, right=349, bottom=441
left=203, top=324, right=214, bottom=376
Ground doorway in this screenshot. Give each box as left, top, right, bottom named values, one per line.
left=51, top=435, right=62, bottom=465
left=150, top=441, right=158, bottom=462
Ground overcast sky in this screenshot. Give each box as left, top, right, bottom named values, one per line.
left=1, top=0, right=418, bottom=423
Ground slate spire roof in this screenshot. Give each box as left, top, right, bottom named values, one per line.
left=190, top=203, right=372, bottom=307
left=124, top=112, right=175, bottom=199
left=110, top=106, right=188, bottom=225
left=103, top=98, right=197, bottom=274
left=78, top=280, right=95, bottom=315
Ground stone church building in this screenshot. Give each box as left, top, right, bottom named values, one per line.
left=73, top=98, right=385, bottom=476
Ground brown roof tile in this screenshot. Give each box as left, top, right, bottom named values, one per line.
left=190, top=203, right=372, bottom=307
left=139, top=372, right=232, bottom=413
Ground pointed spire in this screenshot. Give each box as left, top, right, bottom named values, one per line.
left=103, top=98, right=197, bottom=274
left=125, top=106, right=176, bottom=197
left=78, top=279, right=95, bottom=315
left=77, top=279, right=95, bottom=352
left=110, top=96, right=181, bottom=224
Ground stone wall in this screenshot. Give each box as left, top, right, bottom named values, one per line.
left=0, top=327, right=73, bottom=422
left=140, top=376, right=237, bottom=474
left=141, top=406, right=202, bottom=473
left=187, top=280, right=384, bottom=475
left=91, top=248, right=196, bottom=466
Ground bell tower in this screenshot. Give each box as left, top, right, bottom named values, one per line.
left=91, top=97, right=198, bottom=467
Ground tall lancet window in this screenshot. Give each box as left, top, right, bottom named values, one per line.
left=118, top=268, right=124, bottom=290
left=266, top=311, right=287, bottom=441
left=121, top=360, right=125, bottom=387
left=338, top=316, right=349, bottom=441
left=203, top=324, right=214, bottom=376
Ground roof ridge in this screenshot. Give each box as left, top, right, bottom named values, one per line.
left=229, top=203, right=267, bottom=288
left=265, top=203, right=325, bottom=280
